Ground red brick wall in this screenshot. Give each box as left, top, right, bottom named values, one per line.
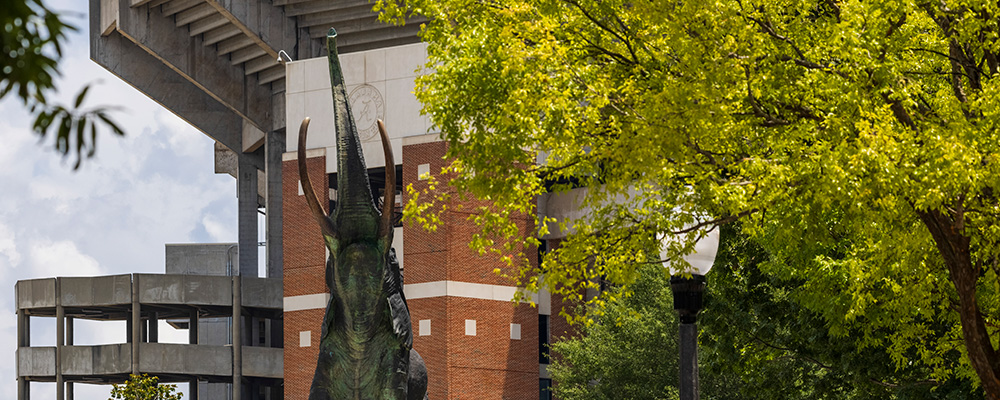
left=410, top=297, right=449, bottom=399
left=282, top=141, right=544, bottom=400
left=282, top=155, right=329, bottom=400
left=403, top=141, right=540, bottom=400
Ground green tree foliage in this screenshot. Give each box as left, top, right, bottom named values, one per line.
left=109, top=374, right=182, bottom=400
left=377, top=0, right=1000, bottom=395
left=2, top=0, right=123, bottom=168
left=702, top=225, right=981, bottom=399
left=549, top=264, right=739, bottom=400
left=553, top=227, right=980, bottom=399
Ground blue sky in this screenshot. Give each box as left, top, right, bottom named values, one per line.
left=0, top=1, right=242, bottom=398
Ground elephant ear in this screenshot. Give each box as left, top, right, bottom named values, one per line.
left=387, top=293, right=413, bottom=349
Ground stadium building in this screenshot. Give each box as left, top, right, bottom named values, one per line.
left=15, top=1, right=580, bottom=399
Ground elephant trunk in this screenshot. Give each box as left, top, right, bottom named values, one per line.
left=327, top=29, right=380, bottom=240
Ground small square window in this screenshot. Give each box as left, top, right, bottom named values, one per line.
left=417, top=164, right=430, bottom=180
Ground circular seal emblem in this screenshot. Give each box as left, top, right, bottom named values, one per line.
left=348, top=84, right=385, bottom=141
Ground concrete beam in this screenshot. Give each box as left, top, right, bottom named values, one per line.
left=215, top=142, right=239, bottom=178
left=90, top=5, right=243, bottom=151
left=90, top=0, right=269, bottom=144
left=114, top=0, right=275, bottom=131
left=243, top=120, right=265, bottom=153
left=204, top=0, right=298, bottom=60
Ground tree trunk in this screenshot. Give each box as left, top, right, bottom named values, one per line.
left=918, top=209, right=1000, bottom=399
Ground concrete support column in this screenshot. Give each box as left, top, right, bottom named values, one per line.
left=66, top=317, right=74, bottom=400
left=238, top=154, right=259, bottom=277
left=148, top=312, right=158, bottom=343
left=132, top=275, right=140, bottom=375
left=16, top=280, right=30, bottom=400
left=250, top=316, right=260, bottom=346
left=16, top=308, right=28, bottom=400
left=189, top=309, right=199, bottom=400
left=265, top=130, right=283, bottom=279
left=264, top=131, right=284, bottom=358
left=233, top=276, right=242, bottom=400
left=189, top=310, right=199, bottom=344
left=56, top=278, right=64, bottom=400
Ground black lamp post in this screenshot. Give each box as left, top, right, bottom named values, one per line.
left=664, top=229, right=719, bottom=400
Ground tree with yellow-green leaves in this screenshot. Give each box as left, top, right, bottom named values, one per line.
left=109, top=374, right=182, bottom=400
left=377, top=0, right=1000, bottom=397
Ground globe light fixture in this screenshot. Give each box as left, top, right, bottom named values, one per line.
left=661, top=227, right=720, bottom=400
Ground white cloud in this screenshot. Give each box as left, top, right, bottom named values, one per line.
left=158, top=109, right=206, bottom=159
left=0, top=222, right=21, bottom=267
left=202, top=213, right=237, bottom=243
left=28, top=240, right=103, bottom=278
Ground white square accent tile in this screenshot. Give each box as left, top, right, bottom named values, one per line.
left=419, top=319, right=431, bottom=336
left=417, top=164, right=430, bottom=180
left=299, top=330, right=311, bottom=347
left=510, top=323, right=521, bottom=340
left=465, top=319, right=477, bottom=336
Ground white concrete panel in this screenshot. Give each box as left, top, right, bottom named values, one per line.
left=347, top=81, right=388, bottom=141
left=284, top=293, right=331, bottom=312
left=404, top=280, right=537, bottom=303
left=325, top=146, right=337, bottom=173
left=303, top=89, right=337, bottom=147
left=404, top=281, right=448, bottom=299
left=538, top=286, right=551, bottom=315
left=447, top=281, right=489, bottom=299
left=418, top=319, right=431, bottom=336
left=303, top=57, right=332, bottom=91
left=299, top=331, right=311, bottom=347
left=282, top=147, right=325, bottom=161
left=326, top=139, right=403, bottom=174
left=465, top=319, right=476, bottom=336
left=385, top=77, right=430, bottom=138
left=491, top=285, right=518, bottom=302
left=360, top=138, right=403, bottom=170
left=297, top=180, right=303, bottom=196
left=285, top=91, right=305, bottom=149
left=403, top=133, right=442, bottom=147
left=385, top=43, right=428, bottom=80
left=286, top=61, right=304, bottom=94
left=510, top=323, right=521, bottom=340
left=365, top=49, right=387, bottom=83
left=340, top=51, right=366, bottom=86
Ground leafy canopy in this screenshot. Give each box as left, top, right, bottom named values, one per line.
left=2, top=0, right=123, bottom=169
left=109, top=374, right=182, bottom=400
left=377, top=0, right=1000, bottom=394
